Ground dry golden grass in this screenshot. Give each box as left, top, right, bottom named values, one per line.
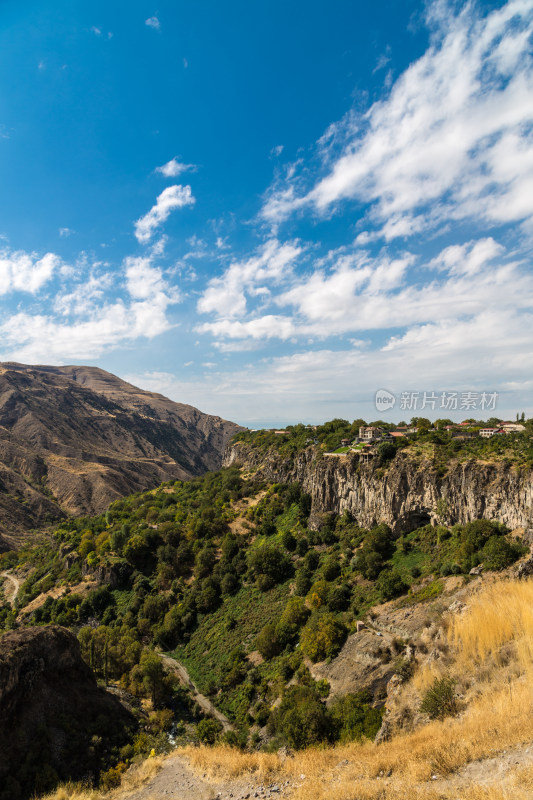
left=39, top=756, right=164, bottom=800
left=449, top=579, right=533, bottom=673
left=184, top=743, right=280, bottom=780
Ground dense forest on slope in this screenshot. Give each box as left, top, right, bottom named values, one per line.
left=0, top=460, right=526, bottom=797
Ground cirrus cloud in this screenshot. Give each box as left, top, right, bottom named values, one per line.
left=261, top=0, right=533, bottom=240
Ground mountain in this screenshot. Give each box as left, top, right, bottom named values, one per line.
left=0, top=363, right=243, bottom=549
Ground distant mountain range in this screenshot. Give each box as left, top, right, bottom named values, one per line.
left=0, top=363, right=243, bottom=549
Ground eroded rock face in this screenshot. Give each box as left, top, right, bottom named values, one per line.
left=0, top=625, right=134, bottom=799
left=224, top=444, right=533, bottom=532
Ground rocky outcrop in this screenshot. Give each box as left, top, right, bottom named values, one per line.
left=224, top=443, right=533, bottom=533
left=0, top=363, right=243, bottom=547
left=0, top=625, right=134, bottom=799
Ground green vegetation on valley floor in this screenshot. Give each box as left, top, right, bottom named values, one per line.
left=0, top=463, right=527, bottom=796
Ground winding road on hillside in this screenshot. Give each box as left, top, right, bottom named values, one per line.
left=158, top=653, right=234, bottom=732
left=0, top=571, right=20, bottom=606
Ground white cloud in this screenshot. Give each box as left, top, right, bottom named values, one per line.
left=134, top=185, right=195, bottom=243
left=0, top=296, right=171, bottom=363
left=127, top=301, right=533, bottom=425
left=197, top=236, right=533, bottom=344
left=0, top=249, right=60, bottom=295
left=428, top=237, right=504, bottom=276
left=90, top=27, right=113, bottom=39
left=59, top=227, right=74, bottom=238
left=373, top=49, right=391, bottom=74
left=0, top=247, right=180, bottom=363
left=197, top=315, right=297, bottom=341
left=124, top=255, right=178, bottom=302
left=155, top=158, right=196, bottom=178
left=261, top=0, right=533, bottom=239
left=197, top=238, right=302, bottom=319
left=54, top=272, right=113, bottom=316
left=145, top=16, right=161, bottom=30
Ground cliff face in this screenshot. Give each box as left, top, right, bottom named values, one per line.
left=0, top=363, right=243, bottom=548
left=0, top=625, right=134, bottom=799
left=224, top=443, right=533, bottom=533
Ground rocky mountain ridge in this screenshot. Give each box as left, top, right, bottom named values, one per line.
left=224, top=442, right=533, bottom=533
left=0, top=363, right=242, bottom=549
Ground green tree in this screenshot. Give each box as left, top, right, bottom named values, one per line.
left=376, top=568, right=409, bottom=601
left=197, top=718, right=222, bottom=745
left=255, top=623, right=282, bottom=660
left=329, top=691, right=383, bottom=742
left=275, top=686, right=331, bottom=749
left=247, top=544, right=292, bottom=590
left=300, top=613, right=347, bottom=662
left=139, top=650, right=166, bottom=708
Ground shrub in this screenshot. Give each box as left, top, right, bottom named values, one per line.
left=377, top=441, right=396, bottom=463
left=322, top=554, right=341, bottom=581
left=329, top=691, right=383, bottom=742
left=282, top=530, right=297, bottom=551
left=376, top=568, right=409, bottom=601
left=327, top=583, right=351, bottom=611
left=276, top=597, right=310, bottom=646
left=482, top=535, right=524, bottom=570
left=220, top=572, right=240, bottom=595
left=248, top=544, right=292, bottom=589
left=420, top=676, right=459, bottom=719
left=255, top=623, right=282, bottom=660
left=294, top=567, right=312, bottom=596
left=306, top=579, right=330, bottom=609
left=304, top=549, right=320, bottom=571
left=296, top=536, right=309, bottom=556
left=300, top=612, right=347, bottom=662
left=274, top=686, right=331, bottom=749
left=197, top=718, right=222, bottom=745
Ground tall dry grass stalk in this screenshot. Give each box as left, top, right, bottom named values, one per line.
left=449, top=578, right=533, bottom=673
left=184, top=743, right=280, bottom=779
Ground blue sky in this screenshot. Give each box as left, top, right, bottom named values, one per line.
left=0, top=0, right=532, bottom=427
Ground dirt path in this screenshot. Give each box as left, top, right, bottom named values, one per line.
left=0, top=571, right=20, bottom=606
left=124, top=754, right=215, bottom=800
left=122, top=752, right=289, bottom=800
left=121, top=739, right=533, bottom=800
left=158, top=654, right=234, bottom=732
left=430, top=742, right=533, bottom=793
